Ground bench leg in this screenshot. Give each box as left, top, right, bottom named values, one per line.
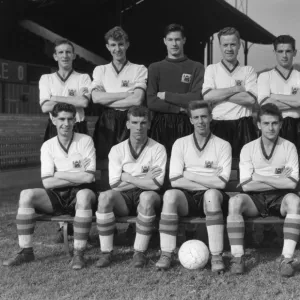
left=63, top=222, right=71, bottom=257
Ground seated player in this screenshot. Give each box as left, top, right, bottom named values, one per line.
left=96, top=106, right=167, bottom=268
left=156, top=101, right=232, bottom=272
left=202, top=27, right=257, bottom=158
left=40, top=39, right=91, bottom=141
left=91, top=26, right=147, bottom=161
left=227, top=103, right=300, bottom=277
left=3, top=103, right=97, bottom=270
left=147, top=23, right=204, bottom=156
left=258, top=35, right=300, bottom=148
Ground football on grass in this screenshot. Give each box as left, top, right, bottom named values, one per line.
left=178, top=240, right=209, bottom=270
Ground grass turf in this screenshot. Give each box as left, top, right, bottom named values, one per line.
left=1, top=190, right=300, bottom=300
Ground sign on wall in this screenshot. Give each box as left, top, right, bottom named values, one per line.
left=0, top=59, right=27, bottom=83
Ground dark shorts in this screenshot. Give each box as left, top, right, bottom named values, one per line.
left=43, top=118, right=88, bottom=142
left=46, top=183, right=97, bottom=216
left=211, top=116, right=258, bottom=158
left=180, top=189, right=229, bottom=217
left=121, top=188, right=162, bottom=216
left=245, top=190, right=297, bottom=218
left=149, top=112, right=193, bottom=156
left=93, top=108, right=129, bottom=160
left=280, top=117, right=300, bottom=149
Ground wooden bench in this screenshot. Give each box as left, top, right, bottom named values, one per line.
left=35, top=158, right=285, bottom=256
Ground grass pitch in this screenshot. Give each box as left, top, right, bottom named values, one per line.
left=1, top=189, right=300, bottom=300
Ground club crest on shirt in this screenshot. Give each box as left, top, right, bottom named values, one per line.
left=141, top=165, right=149, bottom=173
left=275, top=167, right=284, bottom=174
left=205, top=161, right=213, bottom=168
left=235, top=80, right=243, bottom=86
left=291, top=87, right=298, bottom=95
left=121, top=80, right=129, bottom=87
left=181, top=73, right=192, bottom=84
left=68, top=89, right=76, bottom=96
left=73, top=160, right=82, bottom=168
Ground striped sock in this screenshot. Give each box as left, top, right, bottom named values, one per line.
left=159, top=213, right=178, bottom=253
left=17, top=208, right=35, bottom=249
left=73, top=209, right=92, bottom=251
left=134, top=213, right=156, bottom=252
left=227, top=215, right=245, bottom=257
left=282, top=214, right=300, bottom=258
left=206, top=211, right=224, bottom=255
left=96, top=212, right=116, bottom=252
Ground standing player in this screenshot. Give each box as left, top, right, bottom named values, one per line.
left=147, top=23, right=204, bottom=156
left=202, top=27, right=257, bottom=158
left=95, top=106, right=166, bottom=268
left=227, top=103, right=300, bottom=277
left=156, top=101, right=232, bottom=272
left=39, top=39, right=91, bottom=141
left=258, top=35, right=300, bottom=148
left=91, top=26, right=147, bottom=161
left=3, top=103, right=97, bottom=270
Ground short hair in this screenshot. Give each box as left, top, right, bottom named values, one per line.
left=218, top=27, right=240, bottom=42
left=273, top=35, right=296, bottom=51
left=187, top=101, right=212, bottom=117
left=53, top=39, right=75, bottom=54
left=52, top=103, right=76, bottom=118
left=164, top=23, right=185, bottom=38
left=105, top=26, right=129, bottom=43
left=127, top=106, right=150, bottom=121
left=257, top=103, right=283, bottom=122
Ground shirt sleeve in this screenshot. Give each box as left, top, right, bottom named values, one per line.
left=239, top=144, right=254, bottom=187
left=79, top=74, right=92, bottom=101
left=286, top=142, right=299, bottom=184
left=133, top=65, right=148, bottom=92
left=90, top=66, right=106, bottom=92
left=152, top=144, right=167, bottom=188
left=202, top=65, right=216, bottom=97
left=217, top=141, right=232, bottom=184
left=40, top=142, right=54, bottom=179
left=245, top=66, right=257, bottom=101
left=108, top=146, right=123, bottom=188
left=169, top=140, right=185, bottom=181
left=147, top=63, right=178, bottom=113
left=39, top=75, right=51, bottom=107
left=82, top=136, right=96, bottom=175
left=257, top=72, right=271, bottom=105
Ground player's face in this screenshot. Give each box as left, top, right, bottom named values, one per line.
left=257, top=114, right=282, bottom=141
left=189, top=107, right=212, bottom=136
left=53, top=111, right=75, bottom=138
left=53, top=44, right=75, bottom=70
left=106, top=38, right=129, bottom=62
left=219, top=34, right=240, bottom=63
left=275, top=43, right=296, bottom=69
left=126, top=115, right=150, bottom=140
left=164, top=31, right=186, bottom=58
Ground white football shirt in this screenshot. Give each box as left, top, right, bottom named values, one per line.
left=239, top=137, right=299, bottom=188
left=41, top=133, right=96, bottom=180
left=257, top=67, right=300, bottom=118
left=202, top=61, right=257, bottom=120
left=39, top=70, right=91, bottom=122
left=108, top=138, right=167, bottom=189
left=169, top=133, right=232, bottom=190
left=91, top=61, right=147, bottom=111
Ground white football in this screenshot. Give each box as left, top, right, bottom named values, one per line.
left=178, top=240, right=209, bottom=270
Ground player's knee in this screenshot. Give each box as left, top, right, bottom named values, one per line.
left=228, top=195, right=244, bottom=214
left=97, top=191, right=113, bottom=211
left=285, top=194, right=300, bottom=213
left=163, top=190, right=179, bottom=208
left=19, top=189, right=35, bottom=207
left=138, top=192, right=157, bottom=215
left=76, top=194, right=92, bottom=210
left=204, top=189, right=221, bottom=211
